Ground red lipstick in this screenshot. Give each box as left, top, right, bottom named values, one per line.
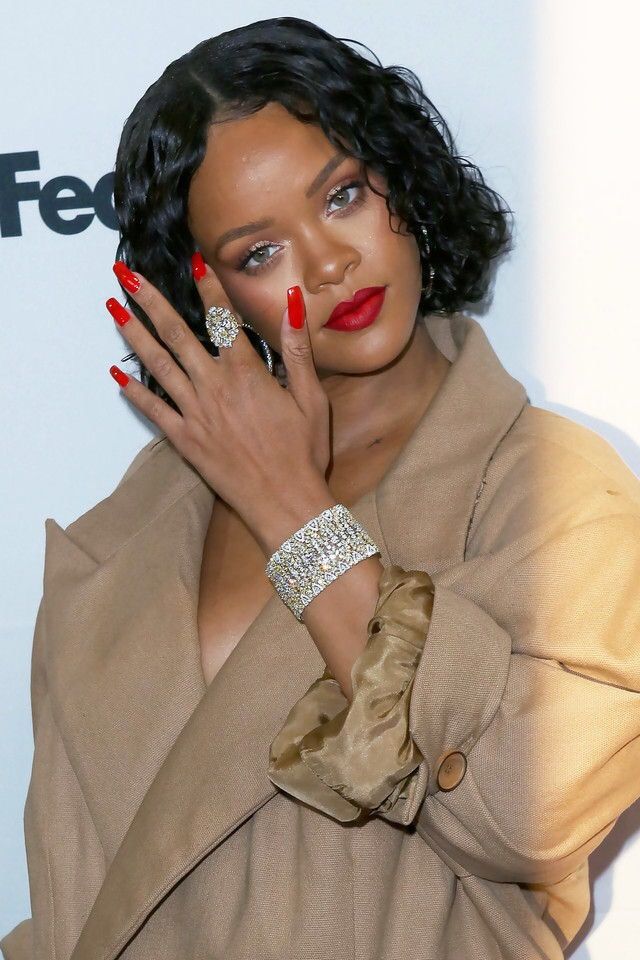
left=324, top=286, right=386, bottom=331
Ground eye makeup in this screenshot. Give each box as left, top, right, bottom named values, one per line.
left=235, top=177, right=367, bottom=275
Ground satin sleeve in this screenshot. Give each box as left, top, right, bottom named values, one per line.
left=267, top=563, right=435, bottom=823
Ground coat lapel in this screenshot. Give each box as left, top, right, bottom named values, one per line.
left=44, top=312, right=527, bottom=960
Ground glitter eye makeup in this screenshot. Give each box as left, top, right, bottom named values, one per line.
left=236, top=178, right=366, bottom=274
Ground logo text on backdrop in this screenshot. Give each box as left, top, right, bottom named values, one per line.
left=0, top=151, right=116, bottom=237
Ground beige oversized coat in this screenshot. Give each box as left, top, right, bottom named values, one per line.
left=3, top=312, right=640, bottom=960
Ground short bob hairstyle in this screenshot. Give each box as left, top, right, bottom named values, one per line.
left=114, top=16, right=514, bottom=411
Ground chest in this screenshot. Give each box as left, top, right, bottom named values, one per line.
left=196, top=499, right=274, bottom=687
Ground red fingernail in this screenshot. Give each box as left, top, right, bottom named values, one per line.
left=105, top=297, right=130, bottom=326
left=287, top=286, right=305, bottom=328
left=109, top=365, right=129, bottom=387
left=113, top=261, right=140, bottom=293
left=191, top=251, right=206, bottom=281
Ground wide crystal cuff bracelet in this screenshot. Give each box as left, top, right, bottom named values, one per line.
left=265, top=503, right=381, bottom=621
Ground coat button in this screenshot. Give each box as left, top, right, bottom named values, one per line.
left=436, top=751, right=467, bottom=791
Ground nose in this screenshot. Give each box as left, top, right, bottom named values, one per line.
left=298, top=227, right=361, bottom=295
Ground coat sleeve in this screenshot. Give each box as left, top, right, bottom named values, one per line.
left=267, top=457, right=640, bottom=889
left=0, top=436, right=170, bottom=960
left=1, top=586, right=106, bottom=960
left=268, top=564, right=436, bottom=822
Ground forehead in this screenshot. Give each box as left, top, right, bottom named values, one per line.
left=187, top=102, right=343, bottom=233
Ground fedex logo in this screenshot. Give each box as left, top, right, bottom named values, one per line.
left=0, top=151, right=117, bottom=237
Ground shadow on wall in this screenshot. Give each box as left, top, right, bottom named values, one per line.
left=566, top=798, right=640, bottom=958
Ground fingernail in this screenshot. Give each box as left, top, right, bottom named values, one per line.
left=113, top=261, right=140, bottom=294
left=287, top=286, right=305, bottom=329
left=109, top=365, right=129, bottom=387
left=191, top=251, right=206, bottom=281
left=105, top=297, right=131, bottom=326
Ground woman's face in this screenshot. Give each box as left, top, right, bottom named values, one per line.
left=187, top=101, right=424, bottom=379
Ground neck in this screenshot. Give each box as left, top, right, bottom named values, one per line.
left=317, top=314, right=451, bottom=458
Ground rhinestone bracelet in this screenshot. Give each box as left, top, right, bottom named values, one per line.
left=265, top=503, right=381, bottom=621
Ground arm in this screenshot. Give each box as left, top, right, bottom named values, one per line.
left=409, top=506, right=640, bottom=886
left=247, top=473, right=382, bottom=700
left=0, top=435, right=159, bottom=959
left=1, top=588, right=106, bottom=960
left=249, top=475, right=391, bottom=704
left=266, top=462, right=640, bottom=891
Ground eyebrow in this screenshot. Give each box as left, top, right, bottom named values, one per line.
left=213, top=151, right=348, bottom=256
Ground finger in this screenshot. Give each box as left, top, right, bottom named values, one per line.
left=190, top=253, right=262, bottom=371
left=280, top=286, right=324, bottom=417
left=109, top=364, right=184, bottom=443
left=113, top=260, right=212, bottom=386
left=106, top=297, right=199, bottom=416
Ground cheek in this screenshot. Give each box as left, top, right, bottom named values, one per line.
left=376, top=223, right=421, bottom=277
left=222, top=275, right=285, bottom=344
left=365, top=196, right=415, bottom=259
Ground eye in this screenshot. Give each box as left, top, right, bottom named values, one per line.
left=326, top=179, right=365, bottom=214
left=237, top=241, right=278, bottom=274
left=236, top=178, right=366, bottom=274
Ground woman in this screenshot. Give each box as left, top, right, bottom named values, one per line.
left=3, top=16, right=640, bottom=960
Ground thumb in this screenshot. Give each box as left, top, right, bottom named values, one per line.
left=279, top=286, right=319, bottom=410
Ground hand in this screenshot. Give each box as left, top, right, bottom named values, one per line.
left=106, top=258, right=331, bottom=531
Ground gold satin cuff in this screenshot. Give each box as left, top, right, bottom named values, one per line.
left=267, top=563, right=435, bottom=823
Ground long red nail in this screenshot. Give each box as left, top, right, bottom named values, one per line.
left=191, top=251, right=206, bottom=281
left=113, top=261, right=140, bottom=293
left=287, top=286, right=305, bottom=329
left=109, top=365, right=129, bottom=387
left=105, top=297, right=130, bottom=326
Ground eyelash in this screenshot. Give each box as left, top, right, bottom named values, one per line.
left=236, top=179, right=366, bottom=274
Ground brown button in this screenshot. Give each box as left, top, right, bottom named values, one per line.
left=436, top=751, right=467, bottom=791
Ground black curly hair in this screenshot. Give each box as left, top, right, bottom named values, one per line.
left=114, top=16, right=514, bottom=412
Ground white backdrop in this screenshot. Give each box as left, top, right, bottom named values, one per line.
left=1, top=1, right=639, bottom=956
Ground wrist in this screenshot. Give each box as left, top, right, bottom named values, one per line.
left=264, top=501, right=381, bottom=622
left=246, top=473, right=338, bottom=558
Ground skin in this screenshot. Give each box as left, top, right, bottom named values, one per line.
left=187, top=100, right=451, bottom=463
left=110, top=99, right=452, bottom=699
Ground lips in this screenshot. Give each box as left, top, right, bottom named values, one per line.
left=326, top=287, right=386, bottom=325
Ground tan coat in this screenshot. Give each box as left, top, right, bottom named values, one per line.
left=2, top=312, right=640, bottom=960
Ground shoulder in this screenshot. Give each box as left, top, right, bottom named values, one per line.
left=468, top=402, right=640, bottom=554
left=58, top=433, right=203, bottom=564
left=114, top=434, right=170, bottom=489
left=512, top=405, right=639, bottom=498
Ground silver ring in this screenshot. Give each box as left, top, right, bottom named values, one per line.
left=205, top=305, right=275, bottom=376
left=205, top=305, right=240, bottom=348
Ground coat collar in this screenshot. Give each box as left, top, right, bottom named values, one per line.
left=43, top=312, right=527, bottom=960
